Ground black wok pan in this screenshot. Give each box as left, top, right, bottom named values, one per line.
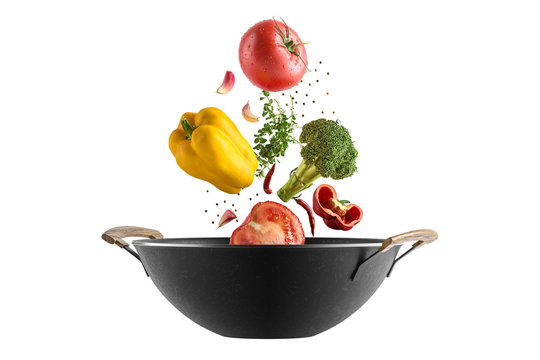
left=102, top=226, right=437, bottom=338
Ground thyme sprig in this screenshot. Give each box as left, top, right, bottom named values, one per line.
left=253, top=90, right=298, bottom=178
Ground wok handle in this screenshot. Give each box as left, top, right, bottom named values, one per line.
left=102, top=226, right=163, bottom=248
left=101, top=226, right=163, bottom=276
left=383, top=229, right=438, bottom=277
left=351, top=229, right=438, bottom=281
left=378, top=229, right=438, bottom=253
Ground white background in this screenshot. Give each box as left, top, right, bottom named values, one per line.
left=1, top=0, right=539, bottom=359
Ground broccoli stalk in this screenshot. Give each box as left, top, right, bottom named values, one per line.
left=278, top=159, right=322, bottom=201
left=277, top=119, right=358, bottom=202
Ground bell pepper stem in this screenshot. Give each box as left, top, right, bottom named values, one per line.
left=181, top=118, right=197, bottom=140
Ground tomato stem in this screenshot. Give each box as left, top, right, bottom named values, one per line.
left=273, top=17, right=310, bottom=72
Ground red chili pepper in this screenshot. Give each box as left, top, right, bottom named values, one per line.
left=312, top=184, right=362, bottom=231
left=263, top=163, right=276, bottom=194
left=294, top=198, right=315, bottom=236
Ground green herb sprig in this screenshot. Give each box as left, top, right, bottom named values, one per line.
left=253, top=90, right=298, bottom=178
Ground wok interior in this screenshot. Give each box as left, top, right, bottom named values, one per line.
left=134, top=237, right=383, bottom=246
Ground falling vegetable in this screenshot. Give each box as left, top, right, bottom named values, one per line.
left=216, top=70, right=235, bottom=94
left=230, top=201, right=305, bottom=245
left=263, top=163, right=276, bottom=194
left=242, top=101, right=260, bottom=123
left=253, top=90, right=298, bottom=178
left=217, top=209, right=237, bottom=229
left=312, top=184, right=363, bottom=231
left=277, top=119, right=358, bottom=202
left=239, top=17, right=308, bottom=91
left=169, top=107, right=258, bottom=194
left=294, top=197, right=315, bottom=236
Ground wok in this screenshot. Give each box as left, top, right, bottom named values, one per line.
left=102, top=226, right=437, bottom=338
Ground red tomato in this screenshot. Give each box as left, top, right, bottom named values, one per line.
left=239, top=18, right=308, bottom=92
left=230, top=201, right=305, bottom=245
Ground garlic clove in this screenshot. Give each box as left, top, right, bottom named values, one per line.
left=241, top=101, right=260, bottom=123
left=216, top=70, right=235, bottom=94
left=217, top=209, right=237, bottom=229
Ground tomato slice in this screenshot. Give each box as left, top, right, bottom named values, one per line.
left=230, top=201, right=305, bottom=245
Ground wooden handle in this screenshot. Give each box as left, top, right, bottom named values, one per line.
left=379, top=229, right=438, bottom=253
left=101, top=226, right=163, bottom=248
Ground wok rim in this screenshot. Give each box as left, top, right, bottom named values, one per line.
left=132, top=237, right=385, bottom=248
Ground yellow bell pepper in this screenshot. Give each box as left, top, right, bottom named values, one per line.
left=169, top=107, right=258, bottom=194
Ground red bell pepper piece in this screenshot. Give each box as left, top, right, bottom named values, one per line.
left=312, top=184, right=363, bottom=231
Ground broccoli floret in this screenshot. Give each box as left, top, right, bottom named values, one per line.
left=277, top=119, right=358, bottom=202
